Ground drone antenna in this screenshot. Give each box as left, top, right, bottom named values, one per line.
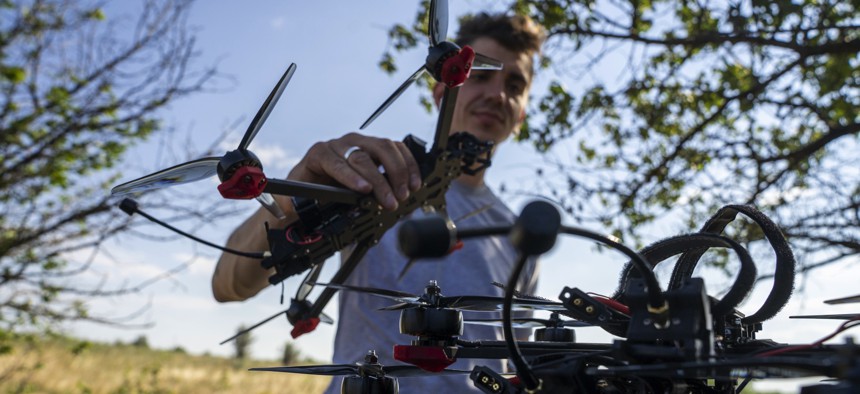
left=119, top=198, right=266, bottom=259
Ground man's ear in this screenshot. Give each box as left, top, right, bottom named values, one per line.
left=432, top=82, right=445, bottom=108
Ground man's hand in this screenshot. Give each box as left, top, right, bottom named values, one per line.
left=287, top=132, right=422, bottom=210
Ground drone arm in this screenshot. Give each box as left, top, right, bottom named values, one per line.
left=432, top=85, right=460, bottom=151
left=307, top=237, right=375, bottom=319
left=264, top=178, right=363, bottom=205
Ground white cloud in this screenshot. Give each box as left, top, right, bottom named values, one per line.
left=64, top=247, right=166, bottom=283
left=154, top=293, right=219, bottom=311
left=270, top=16, right=285, bottom=30
left=172, top=252, right=217, bottom=277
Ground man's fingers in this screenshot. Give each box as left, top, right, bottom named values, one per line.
left=344, top=149, right=398, bottom=210
left=395, top=141, right=422, bottom=192
left=292, top=133, right=423, bottom=211
left=302, top=141, right=371, bottom=193
left=358, top=139, right=411, bottom=201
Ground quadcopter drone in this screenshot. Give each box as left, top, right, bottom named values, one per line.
left=111, top=0, right=860, bottom=392
left=113, top=0, right=501, bottom=339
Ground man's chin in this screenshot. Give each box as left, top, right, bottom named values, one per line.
left=453, top=123, right=495, bottom=140
left=471, top=129, right=506, bottom=145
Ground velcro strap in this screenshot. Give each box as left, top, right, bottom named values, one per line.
left=613, top=233, right=757, bottom=318
left=669, top=205, right=794, bottom=324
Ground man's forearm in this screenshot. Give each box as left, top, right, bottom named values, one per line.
left=212, top=197, right=297, bottom=302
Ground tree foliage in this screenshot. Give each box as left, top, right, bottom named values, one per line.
left=0, top=0, right=222, bottom=331
left=233, top=325, right=252, bottom=361
left=281, top=340, right=300, bottom=365
left=383, top=0, right=860, bottom=276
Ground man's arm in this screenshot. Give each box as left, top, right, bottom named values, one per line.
left=211, top=133, right=421, bottom=302
left=211, top=198, right=295, bottom=302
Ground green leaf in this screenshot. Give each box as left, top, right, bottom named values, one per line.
left=0, top=66, right=26, bottom=83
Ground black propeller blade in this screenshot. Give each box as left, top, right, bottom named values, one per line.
left=250, top=350, right=470, bottom=378
left=824, top=294, right=860, bottom=305
left=789, top=313, right=860, bottom=320
left=359, top=0, right=502, bottom=130
left=314, top=281, right=566, bottom=313
left=219, top=306, right=335, bottom=345
left=250, top=364, right=470, bottom=378
left=112, top=63, right=298, bottom=219
left=465, top=317, right=592, bottom=329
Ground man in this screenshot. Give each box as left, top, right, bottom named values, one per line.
left=213, top=12, right=546, bottom=392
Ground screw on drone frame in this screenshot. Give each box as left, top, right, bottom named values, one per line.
left=359, top=0, right=503, bottom=130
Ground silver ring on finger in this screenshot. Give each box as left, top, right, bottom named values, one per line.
left=343, top=146, right=362, bottom=161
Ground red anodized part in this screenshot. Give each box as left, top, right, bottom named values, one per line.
left=393, top=344, right=457, bottom=372
left=217, top=166, right=267, bottom=199
left=449, top=240, right=464, bottom=253
left=290, top=317, right=321, bottom=339
left=440, top=45, right=475, bottom=88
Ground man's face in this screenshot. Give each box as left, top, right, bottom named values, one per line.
left=434, top=37, right=532, bottom=146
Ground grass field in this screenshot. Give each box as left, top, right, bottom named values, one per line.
left=0, top=333, right=792, bottom=393
left=0, top=334, right=331, bottom=394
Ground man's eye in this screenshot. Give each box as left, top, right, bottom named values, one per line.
left=471, top=72, right=490, bottom=81
left=508, top=82, right=525, bottom=94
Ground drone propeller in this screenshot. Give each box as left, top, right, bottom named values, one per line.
left=251, top=363, right=469, bottom=378
left=250, top=350, right=470, bottom=378
left=219, top=306, right=335, bottom=345
left=314, top=281, right=566, bottom=313
left=824, top=294, right=860, bottom=305
left=789, top=313, right=860, bottom=320
left=112, top=64, right=298, bottom=219
left=359, top=0, right=503, bottom=130
left=465, top=315, right=592, bottom=329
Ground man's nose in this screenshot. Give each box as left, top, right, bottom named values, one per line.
left=482, top=76, right=506, bottom=101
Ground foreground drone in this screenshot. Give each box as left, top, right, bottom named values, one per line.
left=255, top=202, right=860, bottom=393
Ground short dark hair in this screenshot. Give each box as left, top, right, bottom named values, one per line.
left=455, top=12, right=546, bottom=60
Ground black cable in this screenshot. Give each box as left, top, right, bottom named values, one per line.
left=457, top=226, right=509, bottom=238
left=503, top=253, right=541, bottom=391
left=119, top=198, right=264, bottom=259
left=561, top=226, right=666, bottom=316
left=736, top=376, right=752, bottom=393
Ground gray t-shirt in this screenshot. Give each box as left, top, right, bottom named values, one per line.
left=323, top=179, right=540, bottom=393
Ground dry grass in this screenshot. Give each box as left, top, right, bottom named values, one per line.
left=0, top=335, right=332, bottom=394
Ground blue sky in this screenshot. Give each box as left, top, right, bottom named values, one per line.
left=64, top=2, right=860, bottom=391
